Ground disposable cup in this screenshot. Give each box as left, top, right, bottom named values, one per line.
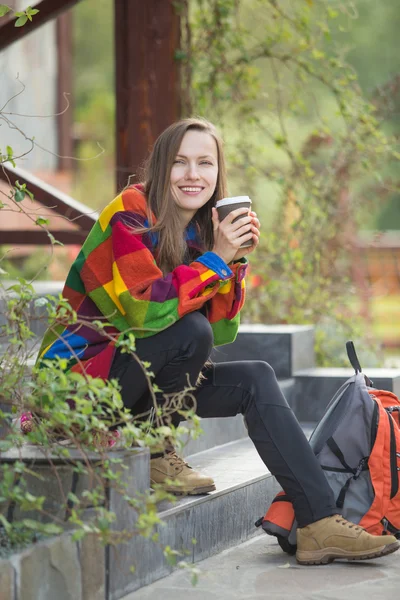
left=215, top=196, right=253, bottom=248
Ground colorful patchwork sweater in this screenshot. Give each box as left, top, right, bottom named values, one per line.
left=38, top=185, right=248, bottom=380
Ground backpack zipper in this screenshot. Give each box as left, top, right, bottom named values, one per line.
left=386, top=411, right=399, bottom=499
left=370, top=400, right=379, bottom=450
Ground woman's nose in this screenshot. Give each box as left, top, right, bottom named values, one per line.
left=185, top=163, right=200, bottom=180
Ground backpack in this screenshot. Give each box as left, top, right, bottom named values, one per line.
left=256, top=341, right=400, bottom=555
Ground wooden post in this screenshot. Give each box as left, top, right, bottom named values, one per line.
left=114, top=0, right=181, bottom=191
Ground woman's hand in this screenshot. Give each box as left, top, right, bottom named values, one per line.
left=232, top=210, right=260, bottom=262
left=211, top=207, right=260, bottom=265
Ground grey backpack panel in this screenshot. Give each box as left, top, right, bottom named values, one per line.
left=324, top=470, right=374, bottom=524
left=309, top=373, right=377, bottom=521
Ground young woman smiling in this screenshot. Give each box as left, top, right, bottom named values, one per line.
left=38, top=118, right=399, bottom=565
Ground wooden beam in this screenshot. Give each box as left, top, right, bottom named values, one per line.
left=0, top=164, right=98, bottom=231
left=114, top=0, right=181, bottom=191
left=0, top=230, right=86, bottom=245
left=0, top=0, right=82, bottom=52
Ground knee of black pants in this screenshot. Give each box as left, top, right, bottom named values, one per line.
left=240, top=360, right=288, bottom=411
left=178, top=311, right=214, bottom=362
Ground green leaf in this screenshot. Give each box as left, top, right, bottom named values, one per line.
left=0, top=5, right=11, bottom=17
left=40, top=522, right=63, bottom=535
left=14, top=190, right=25, bottom=202
left=312, top=49, right=325, bottom=60
left=15, top=14, right=28, bottom=27
left=71, top=529, right=86, bottom=542
left=174, top=49, right=187, bottom=61
left=34, top=297, right=49, bottom=308
left=27, top=8, right=39, bottom=16
left=21, top=518, right=40, bottom=530
left=35, top=216, right=50, bottom=226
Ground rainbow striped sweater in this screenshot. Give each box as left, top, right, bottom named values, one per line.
left=38, top=185, right=248, bottom=380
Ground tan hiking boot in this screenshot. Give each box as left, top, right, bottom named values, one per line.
left=150, top=451, right=216, bottom=495
left=296, top=514, right=400, bottom=565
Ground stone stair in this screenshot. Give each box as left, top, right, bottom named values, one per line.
left=2, top=282, right=400, bottom=599
left=108, top=438, right=281, bottom=598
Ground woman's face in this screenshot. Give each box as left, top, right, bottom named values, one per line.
left=170, top=130, right=219, bottom=223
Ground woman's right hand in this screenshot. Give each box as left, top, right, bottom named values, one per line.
left=211, top=206, right=255, bottom=264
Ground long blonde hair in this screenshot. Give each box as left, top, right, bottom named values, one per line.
left=138, top=118, right=228, bottom=274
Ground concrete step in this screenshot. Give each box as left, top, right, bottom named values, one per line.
left=293, top=367, right=400, bottom=421
left=123, top=526, right=400, bottom=600
left=211, top=324, right=315, bottom=378
left=107, top=437, right=282, bottom=599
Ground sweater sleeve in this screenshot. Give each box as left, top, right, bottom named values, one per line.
left=206, top=258, right=248, bottom=346
left=106, top=213, right=235, bottom=335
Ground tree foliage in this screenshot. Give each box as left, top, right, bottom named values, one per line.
left=176, top=0, right=399, bottom=364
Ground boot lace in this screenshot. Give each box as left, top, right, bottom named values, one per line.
left=335, top=516, right=361, bottom=531
left=167, top=451, right=192, bottom=471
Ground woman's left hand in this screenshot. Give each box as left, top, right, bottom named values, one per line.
left=231, top=211, right=260, bottom=262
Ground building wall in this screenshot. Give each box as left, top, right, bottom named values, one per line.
left=0, top=1, right=58, bottom=171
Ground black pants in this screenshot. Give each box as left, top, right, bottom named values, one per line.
left=109, top=312, right=337, bottom=527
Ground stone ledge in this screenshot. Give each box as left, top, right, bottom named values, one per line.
left=0, top=448, right=150, bottom=599
left=15, top=535, right=82, bottom=600
left=293, top=367, right=400, bottom=421
left=211, top=324, right=315, bottom=378
left=1, top=446, right=149, bottom=526
left=0, top=559, right=15, bottom=600
left=0, top=533, right=105, bottom=600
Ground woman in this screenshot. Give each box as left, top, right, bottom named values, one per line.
left=38, top=118, right=398, bottom=565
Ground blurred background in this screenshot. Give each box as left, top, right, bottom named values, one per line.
left=1, top=0, right=399, bottom=366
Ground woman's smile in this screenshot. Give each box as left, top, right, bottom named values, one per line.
left=178, top=186, right=205, bottom=195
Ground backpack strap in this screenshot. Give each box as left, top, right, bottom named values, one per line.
left=336, top=478, right=353, bottom=509
left=324, top=437, right=369, bottom=509
left=346, top=341, right=362, bottom=373
left=346, top=341, right=373, bottom=387
left=327, top=437, right=355, bottom=473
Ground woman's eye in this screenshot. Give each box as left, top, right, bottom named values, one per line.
left=173, top=159, right=185, bottom=164
left=200, top=161, right=213, bottom=166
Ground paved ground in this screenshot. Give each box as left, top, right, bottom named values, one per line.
left=125, top=532, right=400, bottom=600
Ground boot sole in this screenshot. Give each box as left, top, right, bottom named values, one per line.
left=296, top=541, right=400, bottom=565
left=150, top=480, right=216, bottom=495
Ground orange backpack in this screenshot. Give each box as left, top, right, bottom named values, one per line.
left=257, top=342, right=400, bottom=554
